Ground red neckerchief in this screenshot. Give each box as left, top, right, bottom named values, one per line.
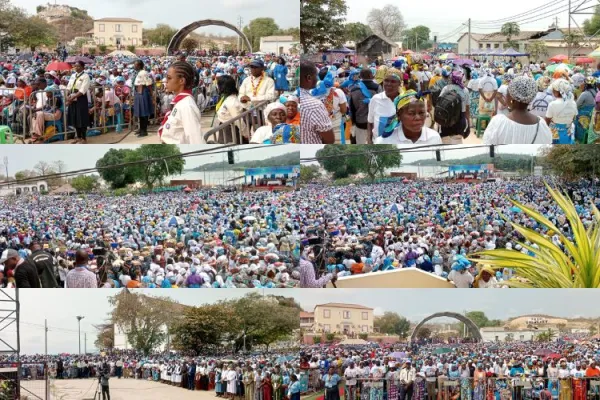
left=158, top=90, right=193, bottom=137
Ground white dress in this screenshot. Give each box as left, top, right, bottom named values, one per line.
left=226, top=370, right=237, bottom=394
left=482, top=114, right=552, bottom=144
left=174, top=365, right=182, bottom=384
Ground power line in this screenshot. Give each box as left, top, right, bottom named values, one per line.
left=20, top=321, right=97, bottom=335
left=472, top=0, right=567, bottom=24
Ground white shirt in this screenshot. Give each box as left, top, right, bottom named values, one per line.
left=478, top=76, right=498, bottom=94
left=448, top=270, right=474, bottom=288
left=134, top=70, right=152, bottom=87
left=368, top=92, right=397, bottom=141
left=482, top=114, right=552, bottom=144
left=399, top=368, right=415, bottom=384
left=250, top=125, right=273, bottom=144
left=66, top=72, right=91, bottom=95
left=529, top=91, right=555, bottom=118
left=546, top=99, right=578, bottom=124
left=344, top=367, right=358, bottom=386
left=238, top=73, right=276, bottom=106
left=375, top=126, right=442, bottom=144
left=160, top=95, right=204, bottom=144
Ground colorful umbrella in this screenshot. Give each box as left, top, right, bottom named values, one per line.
left=439, top=53, right=457, bottom=60
left=589, top=47, right=600, bottom=58
left=550, top=54, right=569, bottom=63
left=575, top=57, right=595, bottom=65
left=65, top=55, right=94, bottom=64
left=402, top=50, right=414, bottom=55
left=46, top=61, right=72, bottom=71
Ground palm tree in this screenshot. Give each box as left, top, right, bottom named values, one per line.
left=469, top=182, right=600, bottom=288
left=501, top=22, right=521, bottom=49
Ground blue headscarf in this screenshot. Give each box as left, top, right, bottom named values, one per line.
left=311, top=71, right=335, bottom=97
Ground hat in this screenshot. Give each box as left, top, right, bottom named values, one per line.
left=0, top=249, right=19, bottom=264
left=249, top=60, right=265, bottom=68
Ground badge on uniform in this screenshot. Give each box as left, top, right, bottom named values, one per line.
left=172, top=109, right=177, bottom=116
left=165, top=123, right=170, bottom=129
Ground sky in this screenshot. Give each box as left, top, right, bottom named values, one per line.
left=300, top=144, right=544, bottom=165
left=343, top=0, right=592, bottom=42
left=0, top=145, right=299, bottom=177
left=3, top=289, right=599, bottom=354
left=19, top=0, right=299, bottom=35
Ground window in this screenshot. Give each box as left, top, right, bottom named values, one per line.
left=132, top=38, right=137, bottom=45
left=486, top=44, right=491, bottom=49
left=324, top=324, right=331, bottom=332
left=478, top=43, right=483, bottom=49
left=494, top=43, right=500, bottom=49
left=99, top=24, right=105, bottom=32
left=99, top=37, right=105, bottom=45
left=323, top=309, right=330, bottom=319
left=115, top=24, right=121, bottom=32
left=495, top=336, right=499, bottom=341
left=362, top=312, right=368, bottom=320
left=362, top=325, right=368, bottom=332
left=132, top=25, right=138, bottom=33
left=343, top=311, right=351, bottom=319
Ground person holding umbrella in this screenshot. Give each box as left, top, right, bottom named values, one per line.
left=66, top=60, right=91, bottom=143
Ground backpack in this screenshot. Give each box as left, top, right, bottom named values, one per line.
left=430, top=79, right=447, bottom=107
left=434, top=88, right=462, bottom=128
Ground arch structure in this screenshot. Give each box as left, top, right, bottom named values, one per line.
left=168, top=19, right=252, bottom=54
left=410, top=312, right=482, bottom=342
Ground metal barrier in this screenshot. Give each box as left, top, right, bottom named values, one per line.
left=0, top=362, right=49, bottom=400
left=306, top=376, right=600, bottom=400
left=203, top=100, right=269, bottom=144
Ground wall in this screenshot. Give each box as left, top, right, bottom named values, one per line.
left=302, top=333, right=402, bottom=345
left=260, top=40, right=296, bottom=55
left=480, top=329, right=537, bottom=342
left=326, top=269, right=455, bottom=288
left=314, top=305, right=374, bottom=335
left=170, top=179, right=203, bottom=188
left=93, top=20, right=143, bottom=47
left=0, top=181, right=48, bottom=197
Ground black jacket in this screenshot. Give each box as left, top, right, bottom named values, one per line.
left=14, top=258, right=41, bottom=288
left=30, top=250, right=58, bottom=288
left=349, top=80, right=381, bottom=129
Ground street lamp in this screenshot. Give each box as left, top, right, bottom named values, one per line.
left=76, top=316, right=85, bottom=355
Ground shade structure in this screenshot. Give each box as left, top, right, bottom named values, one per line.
left=589, top=47, right=600, bottom=57
left=550, top=54, right=569, bottom=62
left=502, top=48, right=529, bottom=57
left=108, top=49, right=136, bottom=57
left=324, top=46, right=354, bottom=54
left=65, top=55, right=94, bottom=64
left=46, top=61, right=72, bottom=71
left=453, top=58, right=474, bottom=65
left=575, top=57, right=595, bottom=64
left=439, top=52, right=457, bottom=60
left=167, top=216, right=185, bottom=226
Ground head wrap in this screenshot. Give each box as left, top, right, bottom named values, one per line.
left=537, top=76, right=551, bottom=92
left=385, top=68, right=402, bottom=82
left=451, top=71, right=464, bottom=89
left=551, top=78, right=574, bottom=101
left=311, top=71, right=335, bottom=97
left=263, top=102, right=286, bottom=124
left=508, top=76, right=537, bottom=104
left=382, top=90, right=426, bottom=135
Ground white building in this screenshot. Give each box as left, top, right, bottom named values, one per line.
left=259, top=36, right=296, bottom=55
left=480, top=327, right=539, bottom=342
left=92, top=18, right=143, bottom=48
left=0, top=180, right=48, bottom=197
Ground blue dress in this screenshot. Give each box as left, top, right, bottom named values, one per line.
left=274, top=64, right=289, bottom=91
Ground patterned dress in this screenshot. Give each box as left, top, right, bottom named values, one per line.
left=413, top=376, right=426, bottom=400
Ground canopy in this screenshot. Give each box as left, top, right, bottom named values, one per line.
left=550, top=54, right=569, bottom=62
left=575, top=57, right=595, bottom=65
left=325, top=46, right=355, bottom=54
left=46, top=61, right=72, bottom=71
left=65, top=55, right=94, bottom=64
left=502, top=48, right=528, bottom=57
left=439, top=53, right=457, bottom=60
left=167, top=216, right=185, bottom=226
left=108, top=50, right=136, bottom=57
left=453, top=59, right=474, bottom=66
left=276, top=356, right=294, bottom=364
left=17, top=54, right=32, bottom=61
left=588, top=47, right=600, bottom=58
left=434, top=347, right=453, bottom=355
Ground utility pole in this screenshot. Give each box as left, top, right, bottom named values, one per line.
left=84, top=333, right=87, bottom=354
left=44, top=319, right=48, bottom=356
left=568, top=0, right=571, bottom=59
left=237, top=16, right=243, bottom=52
left=3, top=156, right=8, bottom=188
left=468, top=18, right=472, bottom=59
left=76, top=316, right=84, bottom=355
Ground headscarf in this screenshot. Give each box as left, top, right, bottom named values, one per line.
left=451, top=71, right=464, bottom=89
left=311, top=71, right=334, bottom=97
left=536, top=76, right=551, bottom=92
left=508, top=76, right=537, bottom=105
left=473, top=265, right=495, bottom=288
left=551, top=78, right=574, bottom=101
left=502, top=73, right=515, bottom=84
left=384, top=68, right=402, bottom=82
left=383, top=90, right=426, bottom=134
left=263, top=102, right=286, bottom=124
left=571, top=73, right=585, bottom=87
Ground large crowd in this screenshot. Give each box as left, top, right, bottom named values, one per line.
left=0, top=188, right=300, bottom=288
left=299, top=54, right=600, bottom=145
left=298, top=177, right=600, bottom=288
left=299, top=339, right=600, bottom=400
left=3, top=349, right=302, bottom=399
left=0, top=50, right=300, bottom=144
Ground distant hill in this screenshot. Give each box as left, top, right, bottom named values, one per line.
left=37, top=4, right=93, bottom=44
left=187, top=151, right=299, bottom=172
left=408, top=153, right=537, bottom=172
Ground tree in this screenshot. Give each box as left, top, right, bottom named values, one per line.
left=345, top=22, right=372, bottom=43
left=243, top=18, right=280, bottom=51
left=143, top=24, right=178, bottom=47
left=505, top=333, right=515, bottom=342
left=557, top=323, right=568, bottom=333
left=135, top=144, right=185, bottom=189
left=316, top=145, right=362, bottom=179
left=14, top=16, right=57, bottom=52
left=589, top=324, right=598, bottom=335
left=98, top=44, right=107, bottom=54
left=316, top=145, right=402, bottom=180
left=465, top=311, right=491, bottom=328
left=501, top=22, right=520, bottom=49
left=300, top=165, right=320, bottom=183
left=181, top=37, right=199, bottom=53
left=536, top=329, right=557, bottom=342
left=96, top=148, right=141, bottom=189
left=94, top=323, right=115, bottom=350
left=70, top=175, right=98, bottom=192
left=0, top=0, right=27, bottom=52
left=563, top=32, right=584, bottom=50
left=528, top=41, right=549, bottom=62
left=277, top=27, right=300, bottom=40
left=367, top=4, right=405, bottom=40
left=33, top=161, right=55, bottom=177
left=73, top=38, right=88, bottom=51
left=416, top=327, right=431, bottom=339
left=402, top=26, right=432, bottom=51
left=108, top=291, right=176, bottom=355
left=583, top=5, right=600, bottom=36
left=127, top=45, right=136, bottom=53
left=300, top=0, right=348, bottom=52
left=374, top=312, right=411, bottom=339
left=14, top=170, right=36, bottom=181
left=53, top=160, right=67, bottom=175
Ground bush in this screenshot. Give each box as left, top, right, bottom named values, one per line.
left=325, top=333, right=335, bottom=342
left=359, top=333, right=368, bottom=340
left=332, top=177, right=356, bottom=186
left=113, top=188, right=129, bottom=197
left=89, top=48, right=96, bottom=56
left=127, top=45, right=136, bottom=53
left=312, top=336, right=321, bottom=345
left=98, top=45, right=107, bottom=54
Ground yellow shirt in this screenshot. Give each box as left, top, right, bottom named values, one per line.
left=429, top=75, right=442, bottom=88
left=374, top=66, right=388, bottom=85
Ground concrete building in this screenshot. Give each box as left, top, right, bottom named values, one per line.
left=92, top=18, right=143, bottom=48
left=313, top=303, right=374, bottom=335
left=480, top=327, right=538, bottom=342
left=0, top=181, right=48, bottom=197
left=259, top=36, right=297, bottom=55
left=300, top=311, right=315, bottom=330
left=508, top=315, right=568, bottom=329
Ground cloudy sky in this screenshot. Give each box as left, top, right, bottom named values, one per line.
left=300, top=144, right=544, bottom=165
left=19, top=0, right=299, bottom=35
left=343, top=0, right=591, bottom=42
left=0, top=145, right=298, bottom=177
left=2, top=289, right=598, bottom=354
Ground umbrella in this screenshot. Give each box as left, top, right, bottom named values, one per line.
left=243, top=216, right=256, bottom=221
left=510, top=206, right=522, bottom=213
left=434, top=348, right=453, bottom=355
left=65, top=56, right=94, bottom=64
left=421, top=54, right=432, bottom=60
left=402, top=50, right=414, bottom=55
left=167, top=216, right=184, bottom=226
left=390, top=351, right=406, bottom=360
left=454, top=59, right=474, bottom=66
left=545, top=353, right=562, bottom=361
left=575, top=57, right=595, bottom=65
left=276, top=356, right=294, bottom=363
left=183, top=187, right=192, bottom=193
left=589, top=47, right=600, bottom=58
left=439, top=53, right=457, bottom=60
left=108, top=50, right=136, bottom=57
left=448, top=201, right=458, bottom=206
left=535, top=349, right=553, bottom=356
left=392, top=56, right=407, bottom=61
left=46, top=61, right=72, bottom=71
left=546, top=63, right=573, bottom=74
left=550, top=54, right=569, bottom=63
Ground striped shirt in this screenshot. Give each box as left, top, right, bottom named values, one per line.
left=299, top=258, right=333, bottom=288
left=66, top=266, right=97, bottom=288
left=300, top=88, right=332, bottom=143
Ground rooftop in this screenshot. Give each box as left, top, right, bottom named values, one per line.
left=94, top=18, right=143, bottom=23
left=314, top=303, right=374, bottom=310
left=261, top=36, right=294, bottom=42
left=300, top=311, right=314, bottom=318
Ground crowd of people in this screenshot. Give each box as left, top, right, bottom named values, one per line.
left=3, top=349, right=302, bottom=399
left=299, top=54, right=600, bottom=145
left=298, top=177, right=600, bottom=288
left=0, top=51, right=299, bottom=144
left=0, top=187, right=300, bottom=288
left=299, top=339, right=600, bottom=400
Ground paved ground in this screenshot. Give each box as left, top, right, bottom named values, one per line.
left=42, top=378, right=220, bottom=400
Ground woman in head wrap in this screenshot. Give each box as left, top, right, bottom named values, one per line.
left=374, top=90, right=442, bottom=144
left=437, top=70, right=470, bottom=144
left=546, top=78, right=577, bottom=144
left=574, top=76, right=597, bottom=143
left=285, top=95, right=300, bottom=126
left=312, top=70, right=347, bottom=143
left=472, top=265, right=498, bottom=288
left=496, top=73, right=514, bottom=116
left=366, top=68, right=402, bottom=144
left=482, top=76, right=552, bottom=144
left=529, top=77, right=554, bottom=118
left=250, top=102, right=299, bottom=143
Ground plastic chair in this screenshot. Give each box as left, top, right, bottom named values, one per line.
left=0, top=125, right=14, bottom=144
left=44, top=118, right=65, bottom=143
left=476, top=114, right=491, bottom=137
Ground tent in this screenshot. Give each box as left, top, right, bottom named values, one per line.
left=108, top=50, right=136, bottom=57
left=167, top=216, right=184, bottom=226
left=434, top=347, right=453, bottom=355
left=502, top=48, right=529, bottom=57
left=324, top=46, right=355, bottom=54
left=589, top=47, right=600, bottom=58
left=49, top=184, right=76, bottom=195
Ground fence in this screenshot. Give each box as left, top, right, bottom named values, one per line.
left=0, top=362, right=49, bottom=400
left=303, top=376, right=600, bottom=400
left=203, top=100, right=269, bottom=144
